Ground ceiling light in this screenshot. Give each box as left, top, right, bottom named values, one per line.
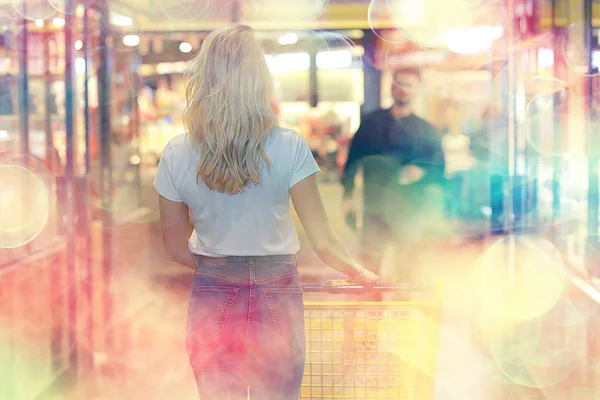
left=130, top=155, right=141, bottom=165
left=179, top=42, right=192, bottom=53
left=593, top=51, right=600, bottom=70
left=278, top=33, right=298, bottom=46
left=265, top=52, right=310, bottom=72
left=538, top=49, right=553, bottom=68
left=445, top=27, right=499, bottom=54
left=316, top=50, right=352, bottom=69
left=76, top=4, right=85, bottom=18
left=52, top=18, right=65, bottom=28
left=34, top=20, right=44, bottom=28
left=111, top=13, right=133, bottom=27
left=349, top=30, right=364, bottom=39
left=74, top=40, right=83, bottom=51
left=75, top=58, right=86, bottom=75
left=265, top=50, right=355, bottom=73
left=123, top=35, right=140, bottom=47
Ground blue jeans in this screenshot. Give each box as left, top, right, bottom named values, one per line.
left=187, top=255, right=305, bottom=400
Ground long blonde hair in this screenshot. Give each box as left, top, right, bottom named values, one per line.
left=184, top=24, right=277, bottom=194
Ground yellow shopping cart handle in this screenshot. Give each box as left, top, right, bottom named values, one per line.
left=302, top=280, right=434, bottom=293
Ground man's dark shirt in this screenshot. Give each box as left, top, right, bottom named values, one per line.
left=342, top=109, right=444, bottom=214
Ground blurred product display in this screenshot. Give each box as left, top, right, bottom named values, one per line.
left=2, top=0, right=600, bottom=398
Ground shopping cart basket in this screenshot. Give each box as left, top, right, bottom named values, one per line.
left=300, top=281, right=441, bottom=399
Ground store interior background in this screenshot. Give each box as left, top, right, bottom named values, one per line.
left=3, top=0, right=600, bottom=399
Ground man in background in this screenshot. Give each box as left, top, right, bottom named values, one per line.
left=342, top=67, right=444, bottom=287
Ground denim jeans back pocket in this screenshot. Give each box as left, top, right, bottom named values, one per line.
left=262, top=288, right=305, bottom=349
left=187, top=286, right=239, bottom=346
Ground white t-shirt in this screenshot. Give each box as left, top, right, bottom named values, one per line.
left=153, top=127, right=321, bottom=257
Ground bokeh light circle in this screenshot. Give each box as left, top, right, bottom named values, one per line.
left=562, top=22, right=600, bottom=77
left=489, top=318, right=543, bottom=364
left=0, top=164, right=50, bottom=249
left=159, top=0, right=213, bottom=21
left=390, top=0, right=474, bottom=48
left=211, top=1, right=239, bottom=24
left=246, top=0, right=328, bottom=22
left=106, top=30, right=141, bottom=53
left=524, top=78, right=568, bottom=158
left=11, top=0, right=57, bottom=21
left=380, top=42, right=424, bottom=76
left=3, top=22, right=32, bottom=53
left=490, top=318, right=586, bottom=388
left=47, top=0, right=71, bottom=14
left=369, top=0, right=480, bottom=47
left=367, top=0, right=412, bottom=44
left=526, top=76, right=569, bottom=97
left=0, top=7, right=19, bottom=26
left=544, top=295, right=599, bottom=328
left=306, top=31, right=363, bottom=100
left=492, top=63, right=512, bottom=105
left=47, top=0, right=102, bottom=14
left=480, top=235, right=566, bottom=321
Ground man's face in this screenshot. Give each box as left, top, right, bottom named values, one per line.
left=391, top=72, right=420, bottom=106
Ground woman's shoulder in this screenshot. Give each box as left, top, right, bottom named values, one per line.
left=166, top=133, right=191, bottom=150
left=165, top=133, right=197, bottom=153
left=161, top=134, right=196, bottom=163
left=265, top=126, right=306, bottom=149
left=268, top=126, right=301, bottom=141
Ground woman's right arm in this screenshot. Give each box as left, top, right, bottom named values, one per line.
left=290, top=174, right=379, bottom=284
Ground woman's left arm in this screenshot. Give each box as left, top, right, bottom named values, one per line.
left=158, top=195, right=196, bottom=270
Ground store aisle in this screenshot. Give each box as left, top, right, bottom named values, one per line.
left=50, top=182, right=568, bottom=399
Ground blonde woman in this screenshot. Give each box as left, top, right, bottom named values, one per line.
left=153, top=24, right=378, bottom=400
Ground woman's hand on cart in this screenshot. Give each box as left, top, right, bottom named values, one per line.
left=348, top=266, right=380, bottom=286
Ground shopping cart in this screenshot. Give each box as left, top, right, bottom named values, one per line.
left=300, top=281, right=441, bottom=399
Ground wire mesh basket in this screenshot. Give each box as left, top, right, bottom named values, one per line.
left=300, top=281, right=441, bottom=399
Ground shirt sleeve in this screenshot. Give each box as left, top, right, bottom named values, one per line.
left=290, top=133, right=321, bottom=188
left=153, top=142, right=183, bottom=202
